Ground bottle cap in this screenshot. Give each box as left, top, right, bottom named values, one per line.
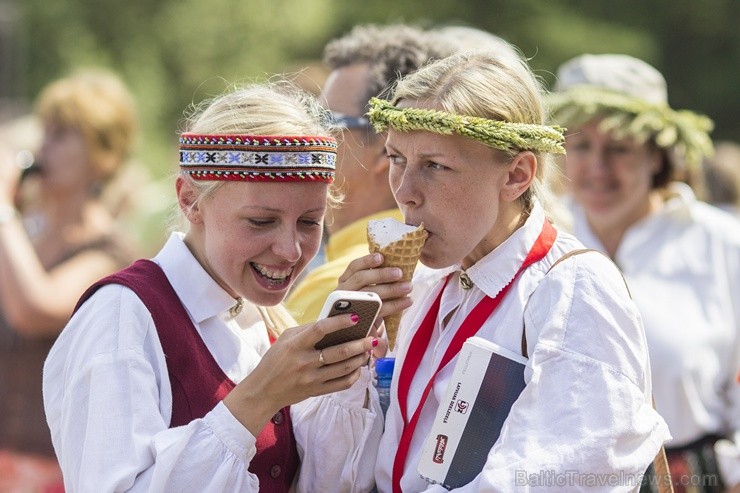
left=375, top=357, right=396, bottom=376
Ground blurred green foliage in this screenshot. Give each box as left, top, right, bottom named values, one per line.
left=17, top=0, right=342, bottom=178
left=14, top=0, right=740, bottom=179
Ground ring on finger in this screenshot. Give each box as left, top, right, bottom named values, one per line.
left=318, top=349, right=326, bottom=366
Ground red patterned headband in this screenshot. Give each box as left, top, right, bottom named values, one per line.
left=179, top=133, right=337, bottom=183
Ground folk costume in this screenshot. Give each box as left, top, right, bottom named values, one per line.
left=552, top=54, right=740, bottom=491
left=367, top=100, right=670, bottom=492
left=570, top=184, right=740, bottom=491
left=373, top=202, right=670, bottom=492
left=43, top=134, right=383, bottom=492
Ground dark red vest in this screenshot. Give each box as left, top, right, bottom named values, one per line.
left=76, top=259, right=300, bottom=492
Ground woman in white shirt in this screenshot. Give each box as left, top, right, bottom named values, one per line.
left=549, top=54, right=740, bottom=492
left=42, top=82, right=403, bottom=492
left=337, top=50, right=671, bottom=492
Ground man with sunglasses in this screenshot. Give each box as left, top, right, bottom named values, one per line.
left=285, top=24, right=451, bottom=324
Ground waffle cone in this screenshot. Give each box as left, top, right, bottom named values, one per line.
left=367, top=221, right=427, bottom=350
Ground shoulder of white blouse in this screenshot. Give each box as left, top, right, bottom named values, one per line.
left=525, top=250, right=648, bottom=388
left=694, top=203, right=740, bottom=245
left=69, top=282, right=161, bottom=359
left=524, top=248, right=638, bottom=342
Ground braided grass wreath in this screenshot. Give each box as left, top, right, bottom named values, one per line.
left=546, top=86, right=714, bottom=169
left=367, top=97, right=566, bottom=155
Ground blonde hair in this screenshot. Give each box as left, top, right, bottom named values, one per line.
left=35, top=69, right=137, bottom=183
left=179, top=81, right=336, bottom=336
left=390, top=50, right=558, bottom=216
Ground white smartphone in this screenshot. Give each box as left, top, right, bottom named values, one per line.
left=313, top=290, right=382, bottom=350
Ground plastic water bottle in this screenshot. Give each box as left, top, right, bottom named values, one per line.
left=375, top=357, right=395, bottom=419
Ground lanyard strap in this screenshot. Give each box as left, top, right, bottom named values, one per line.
left=392, top=219, right=557, bottom=493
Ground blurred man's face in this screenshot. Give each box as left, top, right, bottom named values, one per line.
left=322, top=63, right=378, bottom=197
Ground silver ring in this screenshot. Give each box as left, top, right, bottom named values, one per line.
left=318, top=350, right=325, bottom=365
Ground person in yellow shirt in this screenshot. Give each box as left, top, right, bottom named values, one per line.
left=285, top=24, right=447, bottom=323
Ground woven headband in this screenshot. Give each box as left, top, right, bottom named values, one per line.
left=367, top=97, right=566, bottom=155
left=546, top=86, right=714, bottom=169
left=179, top=133, right=337, bottom=183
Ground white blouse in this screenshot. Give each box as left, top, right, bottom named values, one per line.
left=374, top=202, right=671, bottom=492
left=43, top=232, right=382, bottom=492
left=570, top=183, right=740, bottom=486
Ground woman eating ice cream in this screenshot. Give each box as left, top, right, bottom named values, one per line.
left=338, top=50, right=672, bottom=492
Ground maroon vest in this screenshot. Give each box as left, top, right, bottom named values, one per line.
left=76, top=259, right=300, bottom=492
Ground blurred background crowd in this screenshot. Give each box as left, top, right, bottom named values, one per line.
left=0, top=0, right=738, bottom=255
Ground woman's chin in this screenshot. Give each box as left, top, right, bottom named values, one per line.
left=578, top=189, right=622, bottom=214
left=244, top=289, right=289, bottom=308
left=420, top=250, right=457, bottom=270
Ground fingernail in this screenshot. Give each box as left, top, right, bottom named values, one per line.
left=373, top=253, right=383, bottom=263
left=350, top=313, right=360, bottom=323
left=392, top=268, right=403, bottom=278
left=372, top=338, right=379, bottom=347
left=401, top=282, right=413, bottom=292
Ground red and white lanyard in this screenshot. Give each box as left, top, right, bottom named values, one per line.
left=392, top=219, right=557, bottom=493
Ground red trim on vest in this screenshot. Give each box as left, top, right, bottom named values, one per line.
left=75, top=259, right=299, bottom=492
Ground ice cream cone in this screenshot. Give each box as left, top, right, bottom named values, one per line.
left=367, top=219, right=428, bottom=350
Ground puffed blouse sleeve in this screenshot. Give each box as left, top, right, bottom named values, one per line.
left=43, top=285, right=263, bottom=492
left=447, top=252, right=671, bottom=492
left=291, top=366, right=384, bottom=493
left=45, top=283, right=387, bottom=493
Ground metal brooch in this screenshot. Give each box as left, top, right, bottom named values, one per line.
left=459, top=272, right=474, bottom=290
left=229, top=297, right=244, bottom=317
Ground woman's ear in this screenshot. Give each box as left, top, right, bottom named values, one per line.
left=502, top=151, right=537, bottom=202
left=175, top=176, right=202, bottom=224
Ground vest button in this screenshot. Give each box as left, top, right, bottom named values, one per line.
left=270, top=465, right=282, bottom=478
left=271, top=411, right=284, bottom=425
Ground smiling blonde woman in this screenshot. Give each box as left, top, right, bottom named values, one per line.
left=42, top=82, right=409, bottom=492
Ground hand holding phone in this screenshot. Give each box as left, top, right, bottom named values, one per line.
left=313, top=290, right=382, bottom=350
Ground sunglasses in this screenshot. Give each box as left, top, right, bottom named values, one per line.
left=330, top=112, right=371, bottom=130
